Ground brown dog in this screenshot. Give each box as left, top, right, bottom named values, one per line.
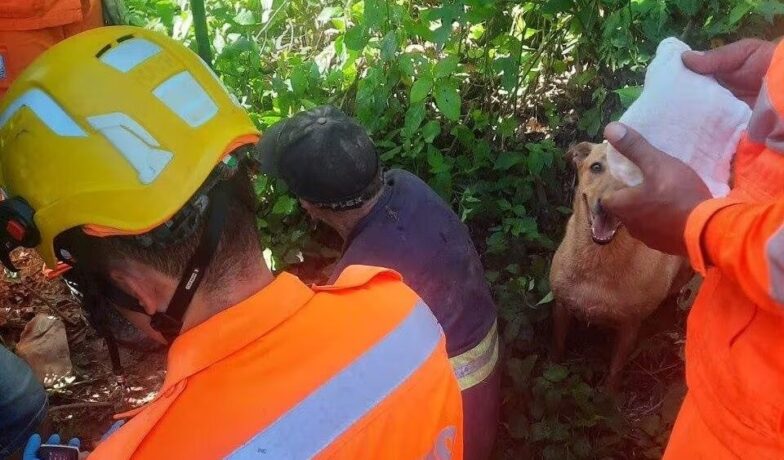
left=549, top=142, right=691, bottom=390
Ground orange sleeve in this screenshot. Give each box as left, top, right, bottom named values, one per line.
left=685, top=198, right=784, bottom=313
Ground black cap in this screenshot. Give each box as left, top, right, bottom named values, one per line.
left=256, top=106, right=381, bottom=210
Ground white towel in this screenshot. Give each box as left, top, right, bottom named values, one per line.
left=606, top=37, right=752, bottom=197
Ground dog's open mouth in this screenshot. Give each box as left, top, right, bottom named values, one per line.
left=583, top=195, right=621, bottom=245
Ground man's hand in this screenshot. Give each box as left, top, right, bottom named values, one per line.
left=23, top=434, right=81, bottom=460
left=602, top=123, right=712, bottom=257
left=682, top=39, right=776, bottom=106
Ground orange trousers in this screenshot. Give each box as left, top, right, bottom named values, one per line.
left=0, top=0, right=102, bottom=97
left=665, top=396, right=741, bottom=460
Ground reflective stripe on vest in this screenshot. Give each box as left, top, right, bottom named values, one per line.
left=227, top=301, right=442, bottom=459
left=449, top=321, right=499, bottom=391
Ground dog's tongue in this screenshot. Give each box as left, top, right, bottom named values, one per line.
left=591, top=213, right=618, bottom=242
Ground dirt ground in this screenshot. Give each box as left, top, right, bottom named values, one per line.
left=0, top=250, right=166, bottom=450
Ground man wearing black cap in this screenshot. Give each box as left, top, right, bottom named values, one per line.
left=258, top=105, right=500, bottom=460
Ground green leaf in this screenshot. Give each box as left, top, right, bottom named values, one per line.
left=507, top=353, right=537, bottom=389
left=272, top=195, right=297, bottom=215
left=757, top=0, right=784, bottom=22
left=494, top=151, right=523, bottom=170
left=399, top=53, right=426, bottom=77
left=543, top=364, right=569, bottom=383
left=290, top=68, right=308, bottom=96
left=578, top=107, right=602, bottom=136
left=344, top=26, right=369, bottom=51
left=493, top=56, right=518, bottom=91
left=432, top=24, right=451, bottom=46
left=468, top=23, right=485, bottom=41
left=410, top=77, right=433, bottom=103
left=498, top=117, right=518, bottom=137
left=615, top=85, right=643, bottom=108
left=316, top=6, right=342, bottom=24
left=380, top=31, right=397, bottom=61
left=728, top=2, right=754, bottom=26
left=364, top=0, right=386, bottom=30
left=527, top=149, right=545, bottom=176
left=427, top=146, right=446, bottom=171
left=422, top=120, right=441, bottom=143
left=541, top=0, right=573, bottom=15
left=432, top=171, right=453, bottom=203
left=536, top=291, right=554, bottom=306
left=434, top=56, right=459, bottom=79
left=434, top=82, right=461, bottom=121
left=233, top=9, right=256, bottom=25
left=403, top=103, right=426, bottom=138
left=675, top=0, right=699, bottom=17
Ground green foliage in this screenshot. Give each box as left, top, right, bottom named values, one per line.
left=127, top=0, right=781, bottom=456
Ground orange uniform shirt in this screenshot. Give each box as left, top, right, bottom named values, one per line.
left=90, top=265, right=463, bottom=459
left=665, top=41, right=784, bottom=459
left=0, top=0, right=102, bottom=97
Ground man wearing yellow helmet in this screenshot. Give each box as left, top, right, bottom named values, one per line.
left=1, top=26, right=463, bottom=459
left=0, top=2, right=123, bottom=458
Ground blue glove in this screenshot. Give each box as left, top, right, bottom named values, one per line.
left=23, top=434, right=80, bottom=460
left=100, top=420, right=125, bottom=441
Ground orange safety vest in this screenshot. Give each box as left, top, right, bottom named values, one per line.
left=90, top=265, right=464, bottom=459
left=664, top=42, right=784, bottom=459
left=0, top=0, right=102, bottom=97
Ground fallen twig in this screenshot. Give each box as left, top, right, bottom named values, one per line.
left=48, top=402, right=113, bottom=413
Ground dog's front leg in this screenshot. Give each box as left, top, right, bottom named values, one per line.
left=607, top=319, right=641, bottom=392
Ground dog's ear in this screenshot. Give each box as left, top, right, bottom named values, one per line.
left=566, top=142, right=593, bottom=167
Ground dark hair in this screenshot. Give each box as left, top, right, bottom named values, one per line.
left=57, top=169, right=262, bottom=297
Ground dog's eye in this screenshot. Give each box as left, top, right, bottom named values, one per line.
left=590, top=162, right=603, bottom=173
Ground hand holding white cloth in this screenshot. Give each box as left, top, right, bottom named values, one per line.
left=606, top=37, right=752, bottom=197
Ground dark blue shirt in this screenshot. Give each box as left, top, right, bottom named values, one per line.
left=330, top=169, right=497, bottom=356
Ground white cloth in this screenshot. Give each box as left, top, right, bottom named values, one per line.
left=607, top=37, right=752, bottom=197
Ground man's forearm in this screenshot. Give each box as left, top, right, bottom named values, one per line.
left=686, top=198, right=784, bottom=312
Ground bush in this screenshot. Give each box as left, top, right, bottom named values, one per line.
left=127, top=0, right=781, bottom=456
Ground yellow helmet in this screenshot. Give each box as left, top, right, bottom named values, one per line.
left=0, top=26, right=259, bottom=268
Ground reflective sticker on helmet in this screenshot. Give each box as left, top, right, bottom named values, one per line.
left=0, top=89, right=86, bottom=137
left=100, top=38, right=161, bottom=73
left=153, top=71, right=218, bottom=127
left=88, top=113, right=173, bottom=184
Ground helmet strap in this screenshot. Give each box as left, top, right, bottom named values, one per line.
left=64, top=268, right=127, bottom=377
left=150, top=183, right=229, bottom=343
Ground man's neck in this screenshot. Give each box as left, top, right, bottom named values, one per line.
left=323, top=190, right=384, bottom=240
left=181, top=258, right=275, bottom=331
